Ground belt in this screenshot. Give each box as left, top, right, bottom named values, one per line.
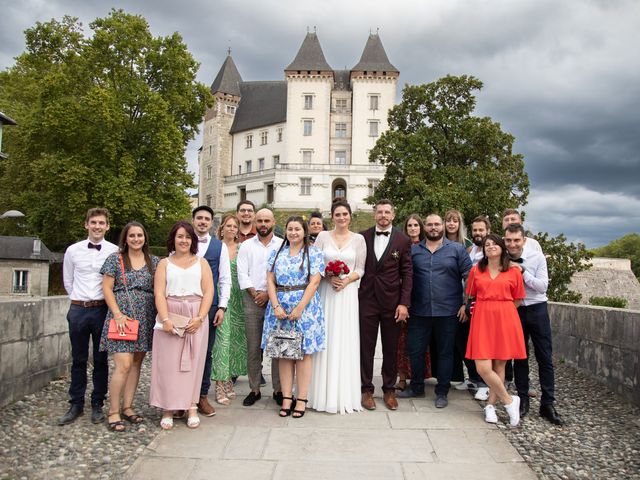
left=275, top=284, right=309, bottom=292
left=71, top=300, right=106, bottom=308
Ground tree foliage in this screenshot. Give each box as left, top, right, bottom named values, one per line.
left=0, top=11, right=212, bottom=249
left=591, top=233, right=640, bottom=279
left=534, top=232, right=592, bottom=303
left=368, top=75, right=529, bottom=228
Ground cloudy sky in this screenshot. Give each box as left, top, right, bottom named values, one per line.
left=1, top=0, right=638, bottom=247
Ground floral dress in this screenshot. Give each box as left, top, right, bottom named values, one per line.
left=99, top=253, right=160, bottom=353
left=261, top=245, right=325, bottom=354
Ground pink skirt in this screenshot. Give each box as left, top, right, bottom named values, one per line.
left=149, top=296, right=209, bottom=410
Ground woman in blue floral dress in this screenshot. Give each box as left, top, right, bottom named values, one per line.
left=262, top=216, right=325, bottom=418
left=99, top=222, right=159, bottom=431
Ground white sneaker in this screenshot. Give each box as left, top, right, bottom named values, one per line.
left=484, top=404, right=498, bottom=423
left=454, top=379, right=477, bottom=391
left=504, top=395, right=521, bottom=427
left=474, top=387, right=489, bottom=401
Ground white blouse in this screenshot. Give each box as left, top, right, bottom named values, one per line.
left=165, top=258, right=203, bottom=297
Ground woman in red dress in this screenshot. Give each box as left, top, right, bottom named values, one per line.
left=466, top=234, right=526, bottom=426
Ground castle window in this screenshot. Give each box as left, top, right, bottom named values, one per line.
left=368, top=120, right=379, bottom=137
left=335, top=99, right=348, bottom=112
left=209, top=145, right=212, bottom=156
left=246, top=160, right=252, bottom=173
left=335, top=123, right=347, bottom=138
left=266, top=183, right=274, bottom=203
left=12, top=270, right=29, bottom=294
left=273, top=155, right=280, bottom=166
left=226, top=105, right=236, bottom=114
left=369, top=95, right=379, bottom=111
left=300, top=177, right=311, bottom=196
left=258, top=158, right=265, bottom=170
left=304, top=94, right=314, bottom=110
left=277, top=128, right=283, bottom=142
left=335, top=151, right=346, bottom=165
left=368, top=178, right=380, bottom=196
left=303, top=119, right=313, bottom=136
left=260, top=131, right=268, bottom=145
left=302, top=150, right=312, bottom=164
left=206, top=165, right=212, bottom=180
left=245, top=134, right=253, bottom=148
left=205, top=195, right=212, bottom=207
left=238, top=165, right=242, bottom=174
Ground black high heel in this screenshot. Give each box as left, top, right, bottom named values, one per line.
left=292, top=398, right=308, bottom=418
left=279, top=396, right=296, bottom=417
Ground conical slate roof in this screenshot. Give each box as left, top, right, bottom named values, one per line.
left=211, top=55, right=242, bottom=96
left=285, top=33, right=332, bottom=71
left=351, top=34, right=398, bottom=72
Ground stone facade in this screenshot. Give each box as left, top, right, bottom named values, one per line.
left=0, top=259, right=49, bottom=297
left=569, top=257, right=640, bottom=310
left=199, top=33, right=398, bottom=212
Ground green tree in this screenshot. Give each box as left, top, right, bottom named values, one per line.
left=0, top=11, right=212, bottom=249
left=534, top=232, right=592, bottom=303
left=591, top=233, right=640, bottom=279
left=368, top=75, right=529, bottom=227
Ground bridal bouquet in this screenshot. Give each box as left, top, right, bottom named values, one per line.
left=325, top=260, right=350, bottom=279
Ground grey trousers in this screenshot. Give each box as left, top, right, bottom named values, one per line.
left=242, top=292, right=280, bottom=393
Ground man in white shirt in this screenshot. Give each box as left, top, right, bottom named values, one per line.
left=504, top=224, right=564, bottom=426
left=59, top=208, right=118, bottom=426
left=192, top=206, right=232, bottom=416
left=502, top=208, right=543, bottom=255
left=236, top=208, right=283, bottom=406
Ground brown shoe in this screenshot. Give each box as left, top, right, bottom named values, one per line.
left=384, top=391, right=398, bottom=410
left=197, top=395, right=216, bottom=417
left=361, top=392, right=376, bottom=410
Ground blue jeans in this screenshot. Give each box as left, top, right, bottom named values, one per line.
left=200, top=305, right=218, bottom=396
left=67, top=304, right=109, bottom=407
left=514, top=302, right=556, bottom=405
left=407, top=315, right=458, bottom=397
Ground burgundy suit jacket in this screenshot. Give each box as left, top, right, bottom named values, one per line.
left=358, top=227, right=413, bottom=313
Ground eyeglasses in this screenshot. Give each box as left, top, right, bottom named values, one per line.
left=238, top=208, right=254, bottom=213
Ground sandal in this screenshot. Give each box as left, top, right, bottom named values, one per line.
left=215, top=381, right=230, bottom=405
left=279, top=396, right=296, bottom=417
left=187, top=408, right=200, bottom=429
left=122, top=407, right=144, bottom=424
left=160, top=415, right=174, bottom=430
left=291, top=398, right=308, bottom=419
left=107, top=412, right=126, bottom=432
left=224, top=380, right=237, bottom=399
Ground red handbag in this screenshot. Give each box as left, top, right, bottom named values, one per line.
left=107, top=318, right=140, bottom=341
left=106, top=255, right=140, bottom=342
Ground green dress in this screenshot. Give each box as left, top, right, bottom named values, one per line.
left=211, top=254, right=248, bottom=380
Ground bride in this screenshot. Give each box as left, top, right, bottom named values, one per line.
left=309, top=199, right=366, bottom=414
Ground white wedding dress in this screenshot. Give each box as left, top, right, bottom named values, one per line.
left=309, top=231, right=366, bottom=414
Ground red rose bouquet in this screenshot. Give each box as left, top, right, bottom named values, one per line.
left=325, top=260, right=350, bottom=278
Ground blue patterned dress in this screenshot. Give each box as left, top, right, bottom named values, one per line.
left=99, top=253, right=160, bottom=353
left=261, top=245, right=326, bottom=354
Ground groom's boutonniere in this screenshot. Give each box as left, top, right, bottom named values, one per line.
left=391, top=250, right=400, bottom=260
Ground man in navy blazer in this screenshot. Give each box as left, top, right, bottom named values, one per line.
left=359, top=199, right=413, bottom=411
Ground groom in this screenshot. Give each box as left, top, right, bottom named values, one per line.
left=359, top=199, right=413, bottom=410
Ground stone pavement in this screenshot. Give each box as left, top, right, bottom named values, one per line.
left=126, top=351, right=537, bottom=480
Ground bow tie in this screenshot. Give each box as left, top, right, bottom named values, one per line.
left=87, top=243, right=102, bottom=251
left=510, top=256, right=524, bottom=264
left=198, top=237, right=208, bottom=243
left=375, top=231, right=390, bottom=237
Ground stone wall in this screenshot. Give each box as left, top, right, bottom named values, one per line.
left=0, top=296, right=70, bottom=407
left=569, top=257, right=640, bottom=310
left=549, top=302, right=639, bottom=406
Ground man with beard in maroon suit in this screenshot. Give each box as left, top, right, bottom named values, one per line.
left=359, top=199, right=413, bottom=411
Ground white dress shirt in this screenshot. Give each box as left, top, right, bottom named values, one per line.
left=523, top=236, right=543, bottom=256
left=468, top=244, right=484, bottom=266
left=374, top=228, right=392, bottom=260
left=519, top=250, right=549, bottom=306
left=196, top=234, right=231, bottom=308
left=237, top=234, right=283, bottom=291
left=63, top=238, right=118, bottom=301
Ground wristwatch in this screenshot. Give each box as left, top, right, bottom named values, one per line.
left=218, top=307, right=227, bottom=312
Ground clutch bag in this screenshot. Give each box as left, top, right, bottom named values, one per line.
left=265, top=327, right=303, bottom=360
left=107, top=318, right=140, bottom=341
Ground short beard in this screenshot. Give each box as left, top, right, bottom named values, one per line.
left=257, top=227, right=273, bottom=238
left=425, top=230, right=444, bottom=241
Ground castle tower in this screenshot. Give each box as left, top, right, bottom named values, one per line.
left=284, top=32, right=334, bottom=168
left=199, top=53, right=242, bottom=210
left=350, top=34, right=399, bottom=167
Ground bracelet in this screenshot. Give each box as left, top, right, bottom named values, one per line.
left=161, top=317, right=169, bottom=324
left=114, top=314, right=125, bottom=320
left=274, top=304, right=283, bottom=310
